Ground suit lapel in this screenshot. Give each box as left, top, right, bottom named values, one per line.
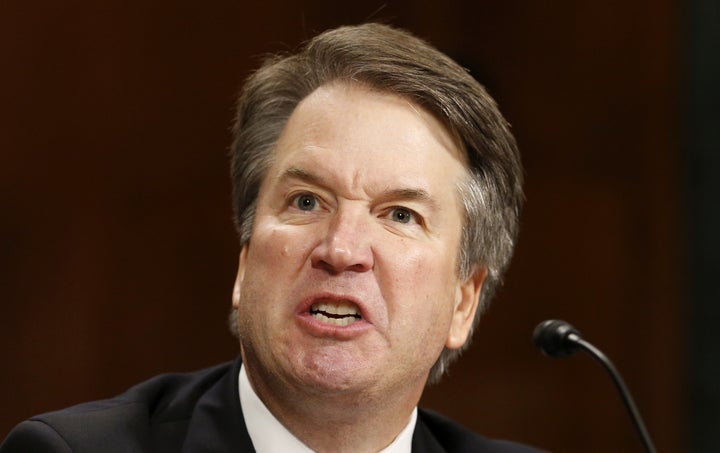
left=411, top=413, right=447, bottom=453
left=181, top=358, right=255, bottom=453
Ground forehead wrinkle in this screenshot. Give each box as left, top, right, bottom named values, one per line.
left=280, top=164, right=368, bottom=201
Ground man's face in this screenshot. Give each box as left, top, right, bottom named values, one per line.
left=233, top=82, right=485, bottom=401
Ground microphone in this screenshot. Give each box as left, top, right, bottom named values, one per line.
left=533, top=320, right=658, bottom=453
left=532, top=319, right=582, bottom=357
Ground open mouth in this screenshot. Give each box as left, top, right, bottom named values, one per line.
left=310, top=300, right=362, bottom=326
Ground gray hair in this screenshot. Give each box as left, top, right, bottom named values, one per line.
left=229, top=23, right=523, bottom=384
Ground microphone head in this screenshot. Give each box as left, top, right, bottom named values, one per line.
left=533, top=319, right=582, bottom=358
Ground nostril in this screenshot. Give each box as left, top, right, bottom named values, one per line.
left=313, top=259, right=342, bottom=275
left=311, top=241, right=374, bottom=274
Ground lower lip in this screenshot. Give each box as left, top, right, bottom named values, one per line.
left=295, top=312, right=373, bottom=339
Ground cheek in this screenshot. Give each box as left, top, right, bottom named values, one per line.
left=251, top=222, right=313, bottom=265
left=238, top=225, right=303, bottom=308
left=381, top=243, right=458, bottom=317
left=394, top=237, right=458, bottom=285
left=236, top=233, right=295, bottom=339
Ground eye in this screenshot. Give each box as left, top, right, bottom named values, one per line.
left=390, top=207, right=415, bottom=224
left=294, top=193, right=318, bottom=211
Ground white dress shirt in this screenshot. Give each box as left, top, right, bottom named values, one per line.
left=239, top=364, right=417, bottom=452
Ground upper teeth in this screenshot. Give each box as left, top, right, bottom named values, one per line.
left=312, top=301, right=360, bottom=317
left=310, top=301, right=362, bottom=326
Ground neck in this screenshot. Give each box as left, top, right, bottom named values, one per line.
left=244, top=362, right=425, bottom=453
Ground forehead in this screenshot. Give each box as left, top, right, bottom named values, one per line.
left=259, top=82, right=470, bottom=211
left=283, top=82, right=466, bottom=161
left=277, top=82, right=466, bottom=165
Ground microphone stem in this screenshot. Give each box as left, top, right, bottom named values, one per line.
left=571, top=335, right=658, bottom=453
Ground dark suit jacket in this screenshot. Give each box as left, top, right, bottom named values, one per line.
left=1, top=359, right=546, bottom=452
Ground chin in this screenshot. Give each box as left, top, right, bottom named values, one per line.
left=290, top=351, right=378, bottom=395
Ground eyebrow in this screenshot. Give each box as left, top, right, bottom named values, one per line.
left=280, top=166, right=439, bottom=210
left=384, top=187, right=435, bottom=206
left=282, top=167, right=324, bottom=186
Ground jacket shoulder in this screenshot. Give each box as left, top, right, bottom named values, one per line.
left=1, top=362, right=234, bottom=453
left=0, top=419, right=73, bottom=453
left=416, top=408, right=548, bottom=453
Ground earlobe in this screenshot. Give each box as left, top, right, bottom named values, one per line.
left=232, top=245, right=249, bottom=309
left=446, top=266, right=487, bottom=349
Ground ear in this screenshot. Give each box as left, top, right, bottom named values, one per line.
left=446, top=266, right=487, bottom=349
left=232, top=245, right=249, bottom=309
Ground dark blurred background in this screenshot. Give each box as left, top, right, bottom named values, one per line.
left=2, top=1, right=717, bottom=452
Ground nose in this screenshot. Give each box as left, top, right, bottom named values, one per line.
left=310, top=207, right=374, bottom=274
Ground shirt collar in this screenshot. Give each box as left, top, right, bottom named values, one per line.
left=239, top=364, right=416, bottom=452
